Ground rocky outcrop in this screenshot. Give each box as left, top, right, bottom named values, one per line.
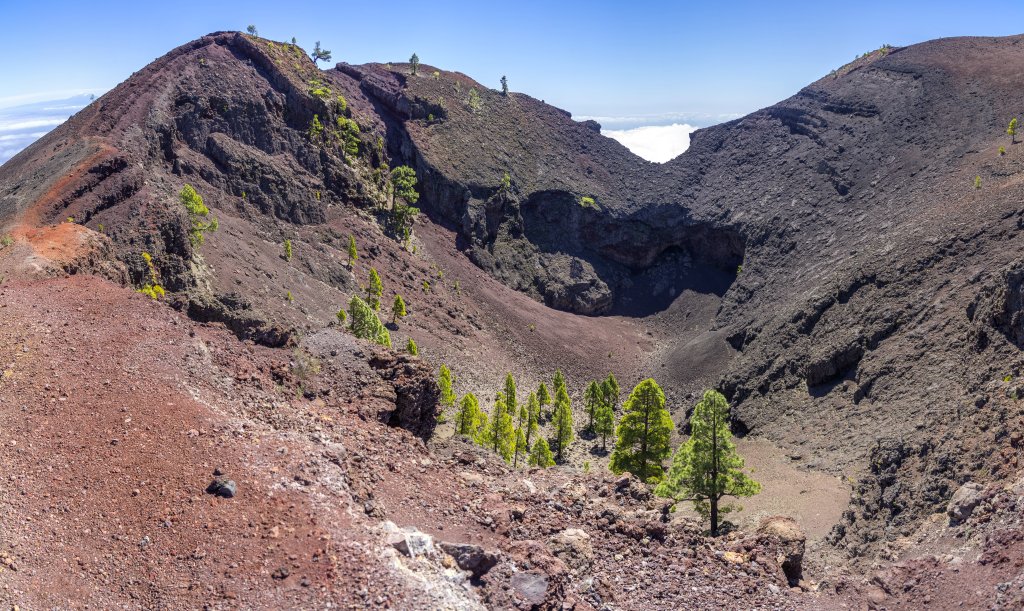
left=369, top=351, right=441, bottom=439
left=756, top=516, right=805, bottom=584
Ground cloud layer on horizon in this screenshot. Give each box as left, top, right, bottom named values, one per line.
left=602, top=123, right=699, bottom=163
left=0, top=94, right=94, bottom=165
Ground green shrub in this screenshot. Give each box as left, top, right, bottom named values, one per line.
left=308, top=78, right=332, bottom=99
left=137, top=252, right=165, bottom=300
left=579, top=196, right=597, bottom=209
left=406, top=338, right=418, bottom=355
left=467, top=88, right=482, bottom=113
left=336, top=116, right=360, bottom=156
left=180, top=184, right=218, bottom=247
left=975, top=175, right=982, bottom=189
left=307, top=114, right=325, bottom=142
left=348, top=295, right=391, bottom=347
left=0, top=235, right=13, bottom=250
left=1000, top=146, right=1007, bottom=156
left=283, top=239, right=293, bottom=261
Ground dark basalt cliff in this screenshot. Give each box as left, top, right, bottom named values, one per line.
left=4, top=31, right=1024, bottom=570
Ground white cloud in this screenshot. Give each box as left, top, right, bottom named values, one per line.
left=0, top=118, right=66, bottom=131
left=603, top=123, right=699, bottom=163
left=0, top=94, right=94, bottom=165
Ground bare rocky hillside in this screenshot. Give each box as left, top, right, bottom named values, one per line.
left=3, top=31, right=1024, bottom=608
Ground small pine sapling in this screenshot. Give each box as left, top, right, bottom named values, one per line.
left=347, top=235, right=358, bottom=268
left=367, top=268, right=383, bottom=310
left=438, top=365, right=457, bottom=408
left=392, top=294, right=407, bottom=324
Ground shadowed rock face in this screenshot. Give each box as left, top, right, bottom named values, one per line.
left=5, top=32, right=1024, bottom=570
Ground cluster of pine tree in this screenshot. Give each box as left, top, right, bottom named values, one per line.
left=339, top=238, right=413, bottom=352
left=583, top=374, right=620, bottom=450
left=452, top=370, right=581, bottom=468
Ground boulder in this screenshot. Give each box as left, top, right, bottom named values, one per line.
left=510, top=572, right=549, bottom=606
left=383, top=522, right=434, bottom=557
left=757, top=516, right=805, bottom=584
left=438, top=541, right=500, bottom=578
left=205, top=478, right=237, bottom=498
left=547, top=528, right=593, bottom=571
left=947, top=481, right=985, bottom=525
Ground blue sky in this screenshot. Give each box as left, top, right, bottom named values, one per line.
left=1, top=1, right=1022, bottom=163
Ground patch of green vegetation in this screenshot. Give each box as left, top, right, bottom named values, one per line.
left=336, top=116, right=360, bottom=157
left=0, top=235, right=14, bottom=250
left=467, top=87, right=482, bottom=113
left=180, top=184, right=218, bottom=247
left=579, top=196, right=598, bottom=209
left=137, top=251, right=165, bottom=300
left=307, top=114, right=324, bottom=142
left=308, top=78, right=332, bottom=99
left=283, top=239, right=293, bottom=261
left=975, top=175, right=982, bottom=189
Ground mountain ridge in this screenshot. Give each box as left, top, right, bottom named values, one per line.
left=4, top=29, right=1024, bottom=608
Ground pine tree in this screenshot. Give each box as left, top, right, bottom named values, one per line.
left=603, top=373, right=620, bottom=411
left=367, top=268, right=383, bottom=310
left=283, top=239, right=293, bottom=261
left=500, top=75, right=508, bottom=95
left=392, top=294, right=407, bottom=324
left=1010, top=117, right=1019, bottom=144
left=346, top=234, right=358, bottom=268
left=656, top=390, right=761, bottom=535
left=455, top=392, right=484, bottom=439
left=246, top=25, right=258, bottom=36
left=347, top=295, right=391, bottom=347
left=483, top=393, right=515, bottom=462
left=512, top=427, right=528, bottom=468
left=311, top=41, right=332, bottom=66
left=347, top=235, right=358, bottom=268
left=529, top=438, right=555, bottom=468
left=503, top=373, right=517, bottom=415
left=537, top=382, right=551, bottom=417
left=524, top=391, right=540, bottom=450
left=438, top=365, right=457, bottom=408
left=406, top=337, right=418, bottom=355
left=594, top=398, right=615, bottom=452
left=552, top=385, right=574, bottom=461
left=391, top=166, right=420, bottom=204
left=553, top=370, right=567, bottom=395
left=584, top=380, right=603, bottom=432
left=609, top=378, right=674, bottom=483
left=409, top=52, right=420, bottom=76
